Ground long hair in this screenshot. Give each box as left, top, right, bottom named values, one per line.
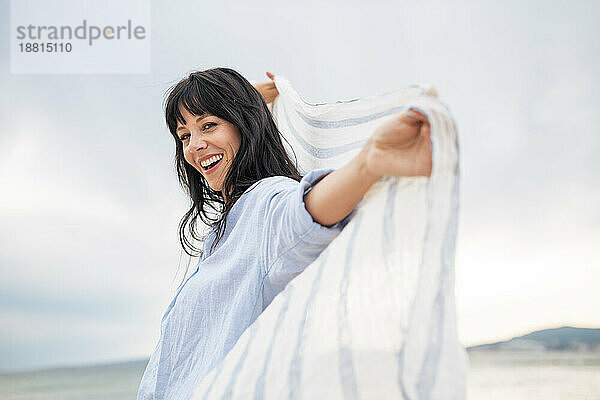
left=164, top=67, right=302, bottom=284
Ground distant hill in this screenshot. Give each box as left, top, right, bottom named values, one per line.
left=467, top=326, right=600, bottom=351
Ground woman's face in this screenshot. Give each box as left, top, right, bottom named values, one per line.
left=176, top=106, right=241, bottom=195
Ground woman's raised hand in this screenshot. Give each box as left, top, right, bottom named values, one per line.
left=253, top=71, right=279, bottom=104
left=364, top=108, right=433, bottom=179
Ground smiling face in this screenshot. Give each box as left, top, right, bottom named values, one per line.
left=176, top=105, right=241, bottom=195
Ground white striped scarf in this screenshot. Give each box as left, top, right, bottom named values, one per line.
left=190, top=76, right=467, bottom=400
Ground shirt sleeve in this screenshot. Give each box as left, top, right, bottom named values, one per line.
left=261, top=167, right=361, bottom=289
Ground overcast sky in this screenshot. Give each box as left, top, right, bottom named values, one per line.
left=1, top=0, right=598, bottom=372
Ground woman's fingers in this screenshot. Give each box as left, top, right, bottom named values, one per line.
left=425, top=85, right=438, bottom=98
left=408, top=109, right=431, bottom=140
left=406, top=108, right=427, bottom=121
left=401, top=109, right=429, bottom=129
left=254, top=74, right=279, bottom=103
left=420, top=119, right=431, bottom=139
left=403, top=109, right=431, bottom=140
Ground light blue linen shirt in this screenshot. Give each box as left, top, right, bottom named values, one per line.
left=137, top=167, right=360, bottom=400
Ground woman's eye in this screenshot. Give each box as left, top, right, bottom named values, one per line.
left=178, top=123, right=215, bottom=141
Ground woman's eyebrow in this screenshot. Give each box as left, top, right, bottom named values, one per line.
left=176, top=114, right=209, bottom=132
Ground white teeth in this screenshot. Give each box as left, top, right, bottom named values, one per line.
left=200, top=154, right=223, bottom=168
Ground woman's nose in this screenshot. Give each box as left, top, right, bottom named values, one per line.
left=188, top=134, right=207, bottom=151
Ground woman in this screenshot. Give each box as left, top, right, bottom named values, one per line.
left=137, top=67, right=432, bottom=400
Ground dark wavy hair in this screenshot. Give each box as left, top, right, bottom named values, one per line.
left=164, top=67, right=302, bottom=278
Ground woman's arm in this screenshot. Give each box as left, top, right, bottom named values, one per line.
left=304, top=108, right=432, bottom=227
left=303, top=145, right=379, bottom=227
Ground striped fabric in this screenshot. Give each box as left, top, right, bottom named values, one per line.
left=190, top=77, right=467, bottom=399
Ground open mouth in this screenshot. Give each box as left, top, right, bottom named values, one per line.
left=202, top=154, right=223, bottom=174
